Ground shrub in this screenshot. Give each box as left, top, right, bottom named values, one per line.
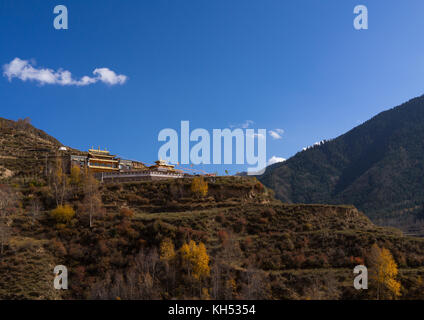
left=217, top=230, right=229, bottom=246
left=50, top=204, right=75, bottom=224
left=262, top=208, right=276, bottom=218
left=51, top=239, right=67, bottom=256
left=304, top=223, right=313, bottom=231
left=254, top=181, right=264, bottom=192
left=215, top=213, right=225, bottom=223
left=120, top=207, right=134, bottom=219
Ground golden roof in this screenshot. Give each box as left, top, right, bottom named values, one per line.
left=155, top=159, right=174, bottom=167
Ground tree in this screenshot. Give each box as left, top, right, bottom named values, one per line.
left=368, top=243, right=401, bottom=299
left=50, top=204, right=75, bottom=224
left=0, top=185, right=16, bottom=217
left=16, top=117, right=31, bottom=129
left=160, top=238, right=176, bottom=262
left=180, top=240, right=210, bottom=280
left=50, top=157, right=69, bottom=206
left=70, top=165, right=82, bottom=186
left=190, top=177, right=208, bottom=197
left=180, top=240, right=210, bottom=297
left=211, top=258, right=227, bottom=299
left=0, top=185, right=17, bottom=255
left=29, top=196, right=42, bottom=225
left=241, top=266, right=269, bottom=300
left=82, top=170, right=102, bottom=228
left=160, top=238, right=176, bottom=293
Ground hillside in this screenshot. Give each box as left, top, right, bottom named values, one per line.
left=1, top=117, right=424, bottom=300
left=0, top=117, right=83, bottom=180
left=2, top=177, right=424, bottom=300
left=259, top=95, right=424, bottom=233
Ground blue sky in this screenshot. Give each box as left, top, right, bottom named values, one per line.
left=1, top=0, right=424, bottom=174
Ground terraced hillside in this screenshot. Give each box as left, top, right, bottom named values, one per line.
left=0, top=176, right=423, bottom=300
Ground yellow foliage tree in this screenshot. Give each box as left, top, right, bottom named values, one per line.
left=160, top=238, right=176, bottom=261
left=368, top=243, right=401, bottom=299
left=180, top=240, right=210, bottom=280
left=190, top=177, right=208, bottom=197
left=50, top=204, right=75, bottom=224
left=50, top=157, right=69, bottom=206
left=70, top=165, right=82, bottom=185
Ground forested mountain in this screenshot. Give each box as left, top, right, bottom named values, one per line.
left=259, top=95, right=424, bottom=233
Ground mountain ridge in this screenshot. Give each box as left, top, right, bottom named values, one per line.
left=259, top=94, right=424, bottom=232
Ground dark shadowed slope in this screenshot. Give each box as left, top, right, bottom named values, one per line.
left=259, top=95, right=424, bottom=232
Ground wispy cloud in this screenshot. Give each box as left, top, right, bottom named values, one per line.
left=3, top=58, right=127, bottom=86
left=241, top=120, right=254, bottom=128
left=268, top=128, right=284, bottom=140
left=268, top=156, right=286, bottom=166
left=230, top=120, right=254, bottom=129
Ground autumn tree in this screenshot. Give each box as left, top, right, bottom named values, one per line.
left=160, top=238, right=176, bottom=262
left=190, top=177, right=208, bottom=197
left=70, top=165, right=82, bottom=186
left=70, top=165, right=81, bottom=184
left=82, top=169, right=102, bottom=228
left=50, top=204, right=75, bottom=224
left=50, top=157, right=69, bottom=206
left=368, top=243, right=401, bottom=299
left=180, top=240, right=210, bottom=297
left=180, top=240, right=210, bottom=280
left=160, top=238, right=176, bottom=293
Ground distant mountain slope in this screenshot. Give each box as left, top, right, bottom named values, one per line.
left=259, top=95, right=424, bottom=231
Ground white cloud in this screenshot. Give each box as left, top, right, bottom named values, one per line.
left=241, top=120, right=254, bottom=128
left=3, top=57, right=127, bottom=86
left=93, top=68, right=127, bottom=85
left=268, top=128, right=284, bottom=140
left=230, top=120, right=254, bottom=129
left=268, top=156, right=286, bottom=166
